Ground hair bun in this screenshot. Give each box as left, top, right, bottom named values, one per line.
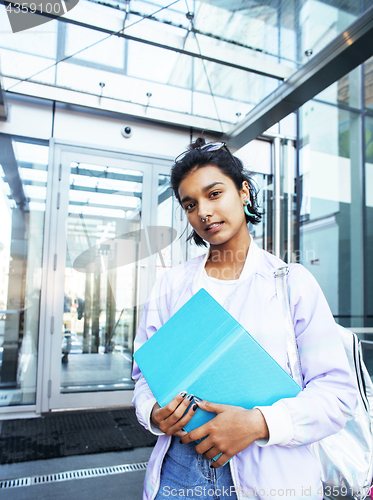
left=189, top=137, right=206, bottom=150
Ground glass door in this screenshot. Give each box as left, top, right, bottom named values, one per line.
left=152, top=165, right=188, bottom=275
left=0, top=138, right=48, bottom=413
left=42, top=143, right=165, bottom=411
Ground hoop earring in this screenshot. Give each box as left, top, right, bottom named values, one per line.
left=243, top=199, right=252, bottom=217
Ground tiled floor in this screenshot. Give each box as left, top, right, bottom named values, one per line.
left=60, top=351, right=134, bottom=392
left=0, top=446, right=153, bottom=500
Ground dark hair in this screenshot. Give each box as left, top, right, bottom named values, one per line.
left=171, top=137, right=262, bottom=247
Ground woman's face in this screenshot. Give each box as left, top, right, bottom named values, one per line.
left=178, top=165, right=250, bottom=249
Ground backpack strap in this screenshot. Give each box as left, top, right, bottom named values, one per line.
left=274, top=265, right=305, bottom=390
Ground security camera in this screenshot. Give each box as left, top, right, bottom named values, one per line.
left=122, top=126, right=132, bottom=138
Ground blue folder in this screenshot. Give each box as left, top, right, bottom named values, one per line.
left=133, top=288, right=301, bottom=433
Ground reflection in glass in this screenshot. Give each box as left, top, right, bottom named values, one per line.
left=156, top=175, right=173, bottom=279
left=365, top=57, right=373, bottom=111
left=155, top=173, right=186, bottom=275
left=315, top=67, right=361, bottom=109
left=0, top=14, right=58, bottom=57
left=299, top=1, right=357, bottom=65
left=366, top=116, right=373, bottom=327
left=250, top=174, right=274, bottom=255
left=0, top=138, right=47, bottom=406
left=65, top=23, right=125, bottom=69
left=60, top=163, right=143, bottom=393
left=299, top=102, right=363, bottom=327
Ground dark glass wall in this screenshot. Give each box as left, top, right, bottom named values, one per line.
left=298, top=55, right=373, bottom=330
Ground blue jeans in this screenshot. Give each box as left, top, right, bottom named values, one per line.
left=155, top=437, right=238, bottom=500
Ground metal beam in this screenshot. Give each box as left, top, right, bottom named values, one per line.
left=0, top=59, right=8, bottom=120
left=224, top=5, right=373, bottom=148
left=0, top=134, right=27, bottom=209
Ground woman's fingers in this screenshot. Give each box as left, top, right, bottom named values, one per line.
left=164, top=394, right=195, bottom=427
left=151, top=391, right=187, bottom=425
left=167, top=400, right=199, bottom=435
left=152, top=392, right=199, bottom=434
left=202, top=445, right=222, bottom=461
left=164, top=391, right=189, bottom=416
left=209, top=453, right=230, bottom=469
left=180, top=407, right=269, bottom=468
left=194, top=439, right=230, bottom=468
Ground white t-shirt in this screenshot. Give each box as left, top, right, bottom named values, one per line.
left=200, top=267, right=282, bottom=447
left=200, top=268, right=238, bottom=306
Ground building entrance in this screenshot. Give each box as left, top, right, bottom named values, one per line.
left=39, top=143, right=182, bottom=412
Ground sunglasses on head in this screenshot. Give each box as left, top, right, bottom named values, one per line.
left=174, top=141, right=238, bottom=165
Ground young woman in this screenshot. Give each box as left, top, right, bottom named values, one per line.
left=132, top=138, right=356, bottom=500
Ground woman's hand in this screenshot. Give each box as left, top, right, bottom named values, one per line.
left=180, top=400, right=269, bottom=467
left=151, top=392, right=198, bottom=437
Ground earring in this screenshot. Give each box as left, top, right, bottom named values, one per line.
left=243, top=199, right=252, bottom=217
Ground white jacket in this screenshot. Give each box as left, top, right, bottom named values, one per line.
left=132, top=239, right=357, bottom=500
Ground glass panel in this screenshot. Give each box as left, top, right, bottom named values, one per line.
left=366, top=116, right=373, bottom=327
left=315, top=66, right=361, bottom=109
left=60, top=162, right=143, bottom=393
left=186, top=236, right=208, bottom=262
left=192, top=59, right=279, bottom=105
left=0, top=138, right=47, bottom=406
left=156, top=173, right=187, bottom=274
left=299, top=102, right=363, bottom=327
left=236, top=140, right=286, bottom=258
left=95, top=0, right=366, bottom=69
left=299, top=1, right=358, bottom=65
left=0, top=13, right=58, bottom=57
left=0, top=48, right=57, bottom=85
left=55, top=60, right=194, bottom=115
left=360, top=334, right=373, bottom=379
left=156, top=174, right=173, bottom=279
left=127, top=39, right=187, bottom=84
left=116, top=0, right=186, bottom=25
left=125, top=16, right=187, bottom=62
left=250, top=174, right=274, bottom=255
left=194, top=1, right=282, bottom=58
left=365, top=56, right=373, bottom=111
left=281, top=141, right=297, bottom=263
left=65, top=23, right=125, bottom=69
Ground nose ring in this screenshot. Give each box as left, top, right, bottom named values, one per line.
left=201, top=216, right=209, bottom=223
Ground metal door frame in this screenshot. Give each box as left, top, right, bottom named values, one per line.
left=266, top=134, right=297, bottom=263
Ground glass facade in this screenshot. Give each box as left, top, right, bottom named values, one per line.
left=299, top=103, right=364, bottom=327
left=298, top=53, right=373, bottom=330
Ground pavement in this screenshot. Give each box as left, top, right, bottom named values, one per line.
left=0, top=446, right=153, bottom=500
